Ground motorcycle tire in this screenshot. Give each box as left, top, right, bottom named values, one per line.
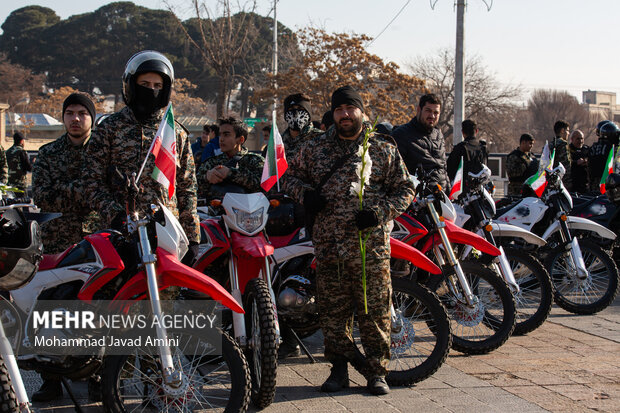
left=0, top=356, right=17, bottom=413
left=387, top=278, right=452, bottom=386
left=545, top=239, right=619, bottom=315
left=101, top=330, right=251, bottom=413
left=243, top=278, right=278, bottom=409
left=503, top=247, right=553, bottom=335
left=426, top=260, right=516, bottom=355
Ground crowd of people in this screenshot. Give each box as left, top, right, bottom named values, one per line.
left=2, top=47, right=618, bottom=401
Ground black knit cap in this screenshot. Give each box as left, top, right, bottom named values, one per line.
left=283, top=93, right=312, bottom=116
left=331, top=85, right=364, bottom=113
left=63, top=93, right=96, bottom=122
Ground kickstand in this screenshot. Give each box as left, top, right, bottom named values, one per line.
left=291, top=329, right=316, bottom=363
left=60, top=377, right=84, bottom=413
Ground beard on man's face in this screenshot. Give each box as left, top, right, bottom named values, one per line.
left=335, top=116, right=363, bottom=138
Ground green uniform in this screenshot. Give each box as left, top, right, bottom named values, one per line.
left=83, top=106, right=200, bottom=243
left=196, top=147, right=264, bottom=201
left=282, top=124, right=415, bottom=378
left=549, top=137, right=572, bottom=190
left=506, top=148, right=536, bottom=196
left=6, top=145, right=32, bottom=190
left=33, top=134, right=101, bottom=254
left=0, top=145, right=7, bottom=184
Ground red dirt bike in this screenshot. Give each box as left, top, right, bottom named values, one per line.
left=391, top=173, right=516, bottom=355
left=0, top=178, right=251, bottom=413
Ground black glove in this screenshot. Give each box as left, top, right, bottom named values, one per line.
left=355, top=209, right=379, bottom=230
left=303, top=190, right=327, bottom=216
left=110, top=211, right=127, bottom=231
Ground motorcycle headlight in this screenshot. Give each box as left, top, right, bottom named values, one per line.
left=233, top=207, right=264, bottom=234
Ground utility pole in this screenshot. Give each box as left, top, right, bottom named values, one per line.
left=454, top=0, right=466, bottom=145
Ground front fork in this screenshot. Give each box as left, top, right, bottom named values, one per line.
left=0, top=321, right=31, bottom=412
left=137, top=221, right=180, bottom=388
left=558, top=219, right=589, bottom=280
left=480, top=230, right=520, bottom=293
left=427, top=202, right=477, bottom=306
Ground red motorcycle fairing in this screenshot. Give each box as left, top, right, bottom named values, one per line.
left=230, top=232, right=274, bottom=294
left=394, top=213, right=429, bottom=244
left=268, top=228, right=301, bottom=249
left=419, top=220, right=501, bottom=256
left=111, top=247, right=244, bottom=314
left=390, top=237, right=441, bottom=275
left=193, top=219, right=231, bottom=274
left=39, top=248, right=75, bottom=270
left=77, top=233, right=126, bottom=301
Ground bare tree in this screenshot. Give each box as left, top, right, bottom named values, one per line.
left=406, top=48, right=523, bottom=152
left=0, top=53, right=45, bottom=107
left=527, top=89, right=598, bottom=146
left=169, top=0, right=258, bottom=118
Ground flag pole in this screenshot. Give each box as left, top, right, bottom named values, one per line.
left=272, top=0, right=280, bottom=192
left=136, top=103, right=172, bottom=184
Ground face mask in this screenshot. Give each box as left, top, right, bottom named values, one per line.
left=130, top=83, right=166, bottom=120
left=285, top=109, right=310, bottom=131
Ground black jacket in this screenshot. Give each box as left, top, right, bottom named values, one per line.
left=447, top=136, right=488, bottom=186
left=392, top=117, right=449, bottom=189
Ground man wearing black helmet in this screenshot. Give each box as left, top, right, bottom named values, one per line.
left=83, top=51, right=200, bottom=243
left=589, top=121, right=619, bottom=191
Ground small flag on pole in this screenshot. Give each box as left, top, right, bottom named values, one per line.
left=600, top=147, right=614, bottom=194
left=525, top=141, right=555, bottom=197
left=260, top=110, right=288, bottom=192
left=448, top=157, right=463, bottom=200
left=150, top=103, right=178, bottom=200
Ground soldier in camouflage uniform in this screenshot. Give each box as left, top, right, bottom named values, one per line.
left=506, top=133, right=536, bottom=196
left=549, top=120, right=572, bottom=190
left=197, top=117, right=264, bottom=202
left=282, top=86, right=415, bottom=396
left=0, top=144, right=7, bottom=184
left=6, top=132, right=33, bottom=191
left=30, top=93, right=102, bottom=402
left=33, top=93, right=101, bottom=255
left=83, top=51, right=200, bottom=244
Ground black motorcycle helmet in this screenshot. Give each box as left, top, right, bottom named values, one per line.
left=122, top=50, right=174, bottom=112
left=596, top=120, right=611, bottom=137
left=0, top=208, right=43, bottom=291
left=600, top=122, right=620, bottom=145
left=606, top=173, right=620, bottom=203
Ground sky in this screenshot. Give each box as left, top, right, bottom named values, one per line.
left=1, top=0, right=618, bottom=103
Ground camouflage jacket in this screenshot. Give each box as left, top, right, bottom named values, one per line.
left=0, top=145, right=7, bottom=184
left=282, top=124, right=415, bottom=261
left=196, top=147, right=265, bottom=200
left=32, top=134, right=101, bottom=253
left=282, top=124, right=324, bottom=158
left=6, top=145, right=32, bottom=190
left=549, top=137, right=572, bottom=188
left=83, top=106, right=200, bottom=243
left=506, top=148, right=535, bottom=182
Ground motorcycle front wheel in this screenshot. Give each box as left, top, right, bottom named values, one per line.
left=101, top=330, right=251, bottom=413
left=545, top=239, right=619, bottom=314
left=0, top=356, right=17, bottom=412
left=427, top=261, right=516, bottom=355
left=242, top=278, right=278, bottom=409
left=387, top=278, right=452, bottom=386
left=503, top=246, right=553, bottom=335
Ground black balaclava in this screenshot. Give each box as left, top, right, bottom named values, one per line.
left=130, top=81, right=168, bottom=121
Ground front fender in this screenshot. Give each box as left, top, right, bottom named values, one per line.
left=113, top=247, right=244, bottom=313
left=444, top=220, right=501, bottom=256
left=491, top=222, right=547, bottom=246
left=541, top=216, right=617, bottom=241
left=390, top=237, right=441, bottom=274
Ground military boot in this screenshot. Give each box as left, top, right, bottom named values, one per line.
left=367, top=376, right=390, bottom=395
left=32, top=379, right=63, bottom=402
left=320, top=360, right=349, bottom=392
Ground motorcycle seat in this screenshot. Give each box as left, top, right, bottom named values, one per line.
left=39, top=248, right=73, bottom=271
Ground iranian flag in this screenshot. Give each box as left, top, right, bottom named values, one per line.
left=600, top=147, right=614, bottom=194
left=150, top=103, right=178, bottom=199
left=448, top=157, right=463, bottom=200
left=260, top=110, right=288, bottom=192
left=525, top=141, right=555, bottom=197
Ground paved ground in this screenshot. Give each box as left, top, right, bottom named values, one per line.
left=24, top=296, right=619, bottom=412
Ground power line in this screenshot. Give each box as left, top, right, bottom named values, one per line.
left=366, top=0, right=412, bottom=47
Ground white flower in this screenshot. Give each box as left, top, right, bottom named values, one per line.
left=350, top=181, right=362, bottom=196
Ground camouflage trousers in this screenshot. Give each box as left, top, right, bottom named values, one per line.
left=316, top=257, right=392, bottom=378
left=507, top=182, right=523, bottom=196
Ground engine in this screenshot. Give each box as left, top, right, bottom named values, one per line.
left=277, top=275, right=316, bottom=323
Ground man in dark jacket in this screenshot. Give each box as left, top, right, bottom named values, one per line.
left=506, top=133, right=537, bottom=196
left=392, top=94, right=448, bottom=188
left=568, top=130, right=589, bottom=193
left=447, top=119, right=488, bottom=189
left=588, top=122, right=619, bottom=191
left=549, top=120, right=572, bottom=190
left=6, top=132, right=33, bottom=191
